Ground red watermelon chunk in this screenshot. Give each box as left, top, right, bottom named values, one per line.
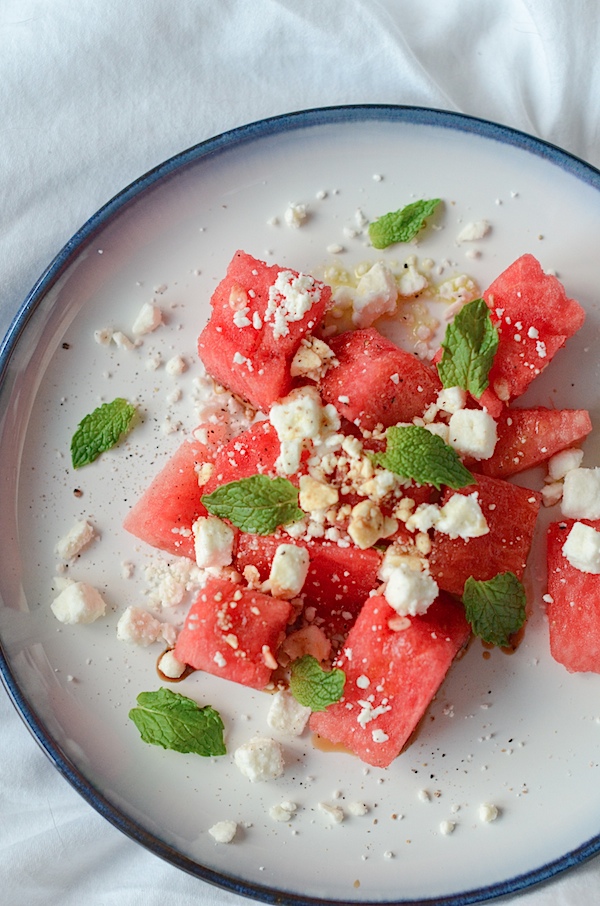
left=479, top=254, right=585, bottom=412
left=428, top=475, right=541, bottom=596
left=319, top=328, right=441, bottom=431
left=310, top=592, right=471, bottom=767
left=174, top=576, right=292, bottom=689
left=546, top=519, right=600, bottom=673
left=201, top=420, right=283, bottom=496
left=198, top=251, right=330, bottom=412
left=471, top=407, right=592, bottom=479
left=234, top=533, right=382, bottom=641
left=123, top=437, right=213, bottom=559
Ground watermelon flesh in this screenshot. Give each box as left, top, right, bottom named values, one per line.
left=546, top=519, right=600, bottom=673
left=198, top=251, right=330, bottom=413
left=123, top=437, right=213, bottom=559
left=310, top=592, right=471, bottom=768
left=174, top=576, right=292, bottom=689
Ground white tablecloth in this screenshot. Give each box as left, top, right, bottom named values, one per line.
left=2, top=2, right=600, bottom=903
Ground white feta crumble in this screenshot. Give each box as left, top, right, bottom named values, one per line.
left=348, top=801, right=369, bottom=816
left=448, top=408, right=498, bottom=460
left=269, top=801, right=298, bottom=822
left=158, top=649, right=186, bottom=679
left=562, top=522, right=600, bottom=574
left=269, top=544, right=310, bottom=598
left=561, top=468, right=600, bottom=520
left=435, top=492, right=489, bottom=540
left=384, top=560, right=438, bottom=617
left=50, top=581, right=106, bottom=625
left=192, top=515, right=235, bottom=569
left=284, top=202, right=308, bottom=228
left=436, top=386, right=467, bottom=414
left=55, top=520, right=97, bottom=560
left=333, top=262, right=398, bottom=329
left=112, top=330, right=136, bottom=350
left=94, top=327, right=112, bottom=345
left=439, top=820, right=456, bottom=835
left=116, top=605, right=176, bottom=647
left=132, top=302, right=162, bottom=335
left=208, top=820, right=237, bottom=843
left=456, top=220, right=490, bottom=242
left=318, top=802, right=345, bottom=825
left=547, top=447, right=584, bottom=482
left=267, top=690, right=311, bottom=737
left=397, top=261, right=428, bottom=297
left=233, top=737, right=284, bottom=782
left=165, top=354, right=187, bottom=376
left=541, top=481, right=564, bottom=508
left=270, top=386, right=339, bottom=475
left=478, top=802, right=499, bottom=823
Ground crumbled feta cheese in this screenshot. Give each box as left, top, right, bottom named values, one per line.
left=50, top=581, right=106, bottom=625
left=299, top=474, right=339, bottom=512
left=562, top=522, right=600, bottom=573
left=264, top=270, right=321, bottom=339
left=132, top=302, right=162, bottom=335
left=166, top=354, right=187, bottom=375
left=270, top=386, right=339, bottom=475
left=436, top=386, right=467, bottom=414
left=116, top=605, right=176, bottom=647
left=436, top=492, right=489, bottom=540
left=269, top=544, right=310, bottom=598
left=348, top=500, right=397, bottom=550
left=448, top=409, right=498, bottom=460
left=348, top=801, right=369, bottom=816
left=269, top=802, right=298, bottom=822
left=267, top=690, right=311, bottom=737
left=541, top=481, right=563, bottom=507
left=94, top=327, right=113, bottom=345
left=318, top=802, right=344, bottom=825
left=456, top=220, right=490, bottom=242
left=158, top=649, right=186, bottom=679
left=478, top=802, right=499, bottom=823
left=290, top=336, right=336, bottom=381
left=384, top=560, right=438, bottom=617
left=284, top=202, right=308, bottom=228
left=547, top=447, right=584, bottom=482
left=192, top=516, right=235, bottom=569
left=112, top=330, right=135, bottom=350
left=55, top=520, right=96, bottom=560
left=398, top=261, right=428, bottom=297
left=439, top=820, right=456, bottom=835
left=561, top=468, right=600, bottom=520
left=208, top=820, right=237, bottom=843
left=233, top=737, right=284, bottom=782
left=144, top=557, right=205, bottom=608
left=336, top=262, right=398, bottom=329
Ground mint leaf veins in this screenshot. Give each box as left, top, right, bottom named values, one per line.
left=370, top=425, right=474, bottom=490
left=437, top=297, right=499, bottom=398
left=201, top=474, right=304, bottom=535
left=368, top=198, right=441, bottom=249
left=129, top=688, right=226, bottom=757
left=71, top=397, right=136, bottom=468
left=289, top=655, right=346, bottom=712
left=462, top=572, right=527, bottom=647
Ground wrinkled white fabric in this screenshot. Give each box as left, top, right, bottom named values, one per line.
left=1, top=1, right=599, bottom=903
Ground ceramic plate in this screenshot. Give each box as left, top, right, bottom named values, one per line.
left=2, top=106, right=600, bottom=905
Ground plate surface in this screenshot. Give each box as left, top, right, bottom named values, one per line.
left=2, top=106, right=600, bottom=906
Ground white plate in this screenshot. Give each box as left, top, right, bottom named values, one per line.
left=2, top=106, right=600, bottom=905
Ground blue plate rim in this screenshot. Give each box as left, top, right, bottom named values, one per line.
left=1, top=103, right=600, bottom=906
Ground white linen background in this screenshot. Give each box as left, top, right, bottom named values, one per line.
left=1, top=1, right=599, bottom=903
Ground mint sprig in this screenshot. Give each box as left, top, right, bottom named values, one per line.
left=368, top=198, right=441, bottom=249
left=71, top=397, right=136, bottom=468
left=202, top=474, right=304, bottom=535
left=463, top=572, right=526, bottom=647
left=289, top=655, right=345, bottom=712
left=437, top=298, right=499, bottom=398
left=129, top=688, right=226, bottom=757
left=371, top=425, right=474, bottom=490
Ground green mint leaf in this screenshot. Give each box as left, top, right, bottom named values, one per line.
left=71, top=397, right=136, bottom=468
left=437, top=298, right=499, bottom=398
left=201, top=474, right=304, bottom=535
left=371, top=425, right=474, bottom=490
left=289, top=655, right=345, bottom=712
left=463, top=572, right=526, bottom=647
left=368, top=198, right=441, bottom=249
left=129, top=687, right=226, bottom=757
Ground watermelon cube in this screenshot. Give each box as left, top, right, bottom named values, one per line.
left=319, top=328, right=441, bottom=431
left=428, top=475, right=541, bottom=596
left=479, top=254, right=585, bottom=413
left=174, top=576, right=292, bottom=689
left=310, top=592, right=471, bottom=767
left=472, top=407, right=591, bottom=479
left=198, top=251, right=331, bottom=412
left=200, top=420, right=283, bottom=497
left=123, top=437, right=213, bottom=559
left=546, top=519, right=600, bottom=672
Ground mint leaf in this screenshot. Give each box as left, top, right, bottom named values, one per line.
left=202, top=474, right=304, bottom=535
left=289, top=655, right=345, bottom=712
left=437, top=298, right=499, bottom=398
left=71, top=397, right=136, bottom=468
left=368, top=198, right=441, bottom=249
left=371, top=425, right=474, bottom=490
left=129, top=688, right=226, bottom=756
left=463, top=572, right=526, bottom=647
